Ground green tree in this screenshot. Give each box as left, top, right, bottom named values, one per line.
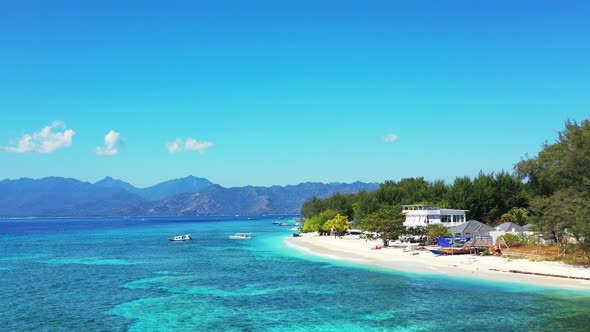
left=471, top=172, right=497, bottom=222
left=395, top=178, right=432, bottom=205
left=426, top=224, right=450, bottom=243
left=501, top=207, right=529, bottom=226
left=374, top=181, right=404, bottom=206
left=496, top=233, right=522, bottom=247
left=529, top=190, right=581, bottom=256
left=301, top=196, right=325, bottom=219
left=406, top=225, right=427, bottom=237
left=571, top=206, right=590, bottom=264
left=323, top=193, right=355, bottom=220
left=517, top=118, right=590, bottom=263
left=360, top=206, right=405, bottom=247
left=516, top=119, right=590, bottom=196
left=429, top=180, right=449, bottom=205
left=352, top=191, right=380, bottom=222
left=324, top=213, right=350, bottom=238
left=492, top=171, right=528, bottom=217
left=446, top=176, right=474, bottom=212
left=302, top=209, right=337, bottom=233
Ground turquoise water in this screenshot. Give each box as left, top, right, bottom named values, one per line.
left=1, top=216, right=590, bottom=331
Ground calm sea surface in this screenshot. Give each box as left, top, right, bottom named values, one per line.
left=1, top=216, right=589, bottom=331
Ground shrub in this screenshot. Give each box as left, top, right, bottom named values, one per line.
left=517, top=233, right=536, bottom=245
left=496, top=233, right=521, bottom=247
left=426, top=224, right=451, bottom=241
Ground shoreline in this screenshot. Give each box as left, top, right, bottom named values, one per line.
left=285, top=233, right=590, bottom=291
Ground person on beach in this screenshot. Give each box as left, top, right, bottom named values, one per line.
left=493, top=246, right=502, bottom=255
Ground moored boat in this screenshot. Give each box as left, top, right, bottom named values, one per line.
left=438, top=247, right=471, bottom=255
left=229, top=232, right=252, bottom=240
left=428, top=246, right=471, bottom=255
left=169, top=234, right=192, bottom=241
left=428, top=247, right=445, bottom=256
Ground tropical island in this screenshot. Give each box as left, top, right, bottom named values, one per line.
left=290, top=119, right=590, bottom=288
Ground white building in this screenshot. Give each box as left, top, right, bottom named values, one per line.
left=402, top=205, right=468, bottom=228
left=487, top=222, right=526, bottom=244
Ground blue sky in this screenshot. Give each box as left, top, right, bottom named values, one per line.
left=0, top=1, right=589, bottom=187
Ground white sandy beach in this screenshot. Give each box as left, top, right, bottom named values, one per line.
left=286, top=233, right=590, bottom=290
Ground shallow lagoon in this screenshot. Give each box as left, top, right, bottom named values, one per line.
left=1, top=216, right=589, bottom=331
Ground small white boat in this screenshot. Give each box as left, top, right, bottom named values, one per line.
left=169, top=234, right=192, bottom=241
left=229, top=232, right=252, bottom=240
left=288, top=227, right=299, bottom=231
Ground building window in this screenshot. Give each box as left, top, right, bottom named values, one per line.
left=441, top=215, right=451, bottom=223
left=453, top=215, right=465, bottom=223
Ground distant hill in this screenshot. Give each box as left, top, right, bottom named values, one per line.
left=94, top=176, right=138, bottom=193
left=121, top=182, right=380, bottom=216
left=95, top=175, right=213, bottom=201
left=0, top=177, right=144, bottom=217
left=0, top=176, right=378, bottom=217
left=137, top=176, right=213, bottom=201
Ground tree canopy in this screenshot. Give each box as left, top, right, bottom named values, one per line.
left=324, top=213, right=350, bottom=237
left=516, top=119, right=590, bottom=261
left=360, top=205, right=405, bottom=247
left=302, top=173, right=526, bottom=224
left=516, top=119, right=590, bottom=196
left=302, top=209, right=338, bottom=233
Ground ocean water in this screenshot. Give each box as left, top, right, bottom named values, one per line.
left=1, top=216, right=590, bottom=331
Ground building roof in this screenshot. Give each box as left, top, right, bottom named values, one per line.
left=522, top=224, right=535, bottom=231
left=495, top=222, right=525, bottom=233
left=402, top=204, right=439, bottom=210
left=449, top=220, right=494, bottom=235
left=402, top=205, right=469, bottom=214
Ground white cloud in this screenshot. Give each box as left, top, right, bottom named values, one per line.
left=0, top=121, right=75, bottom=153
left=382, top=133, right=399, bottom=143
left=166, top=137, right=214, bottom=154
left=96, top=130, right=122, bottom=156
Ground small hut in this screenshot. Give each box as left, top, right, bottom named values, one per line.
left=495, top=222, right=525, bottom=233
left=449, top=220, right=494, bottom=236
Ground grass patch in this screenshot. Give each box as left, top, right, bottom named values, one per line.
left=504, top=244, right=589, bottom=265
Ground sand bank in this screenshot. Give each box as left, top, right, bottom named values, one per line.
left=285, top=233, right=590, bottom=290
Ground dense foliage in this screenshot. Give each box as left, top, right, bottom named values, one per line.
left=496, top=233, right=521, bottom=247
left=360, top=206, right=405, bottom=247
left=301, top=209, right=338, bottom=233
left=302, top=118, right=590, bottom=264
left=425, top=225, right=451, bottom=242
left=302, top=172, right=527, bottom=224
left=501, top=207, right=529, bottom=226
left=324, top=214, right=350, bottom=237
left=516, top=119, right=590, bottom=262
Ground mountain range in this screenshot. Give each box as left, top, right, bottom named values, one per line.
left=0, top=176, right=379, bottom=217
left=95, top=176, right=213, bottom=201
